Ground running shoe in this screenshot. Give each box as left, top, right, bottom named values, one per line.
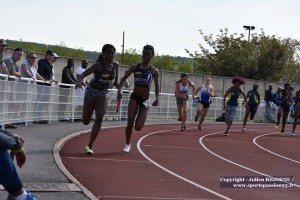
left=194, top=115, right=199, bottom=122
left=242, top=127, right=246, bottom=131
left=198, top=125, right=202, bottom=130
left=280, top=131, right=285, bottom=136
left=25, top=190, right=37, bottom=200
left=291, top=132, right=295, bottom=136
left=84, top=146, right=94, bottom=155
left=123, top=144, right=131, bottom=153
left=275, top=123, right=279, bottom=128
left=224, top=131, right=228, bottom=136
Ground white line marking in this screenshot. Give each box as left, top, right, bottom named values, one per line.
left=199, top=131, right=300, bottom=188
left=143, top=144, right=201, bottom=150
left=253, top=132, right=300, bottom=164
left=137, top=128, right=232, bottom=200
left=100, top=195, right=209, bottom=200
left=65, top=156, right=150, bottom=163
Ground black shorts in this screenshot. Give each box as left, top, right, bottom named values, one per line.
left=280, top=103, right=290, bottom=112
left=248, top=105, right=257, bottom=115
left=199, top=101, right=210, bottom=108
left=130, top=93, right=150, bottom=108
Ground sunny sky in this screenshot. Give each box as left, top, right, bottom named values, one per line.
left=2, top=0, right=300, bottom=57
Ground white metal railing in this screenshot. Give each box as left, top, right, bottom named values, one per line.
left=0, top=75, right=269, bottom=129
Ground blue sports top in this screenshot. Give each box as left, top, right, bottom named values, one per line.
left=133, top=64, right=154, bottom=88
left=90, top=62, right=117, bottom=90
left=198, top=85, right=211, bottom=103
left=226, top=86, right=242, bottom=106
left=247, top=90, right=259, bottom=106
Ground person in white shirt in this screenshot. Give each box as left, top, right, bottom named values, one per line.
left=20, top=52, right=45, bottom=82
left=76, top=60, right=89, bottom=86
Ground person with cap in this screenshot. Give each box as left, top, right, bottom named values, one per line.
left=37, top=50, right=57, bottom=85
left=34, top=50, right=57, bottom=124
left=76, top=60, right=89, bottom=86
left=0, top=39, right=10, bottom=76
left=0, top=129, right=37, bottom=200
left=50, top=52, right=59, bottom=82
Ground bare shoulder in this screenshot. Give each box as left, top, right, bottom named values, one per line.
left=152, top=66, right=159, bottom=76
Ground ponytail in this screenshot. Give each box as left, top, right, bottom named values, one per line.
left=96, top=53, right=104, bottom=62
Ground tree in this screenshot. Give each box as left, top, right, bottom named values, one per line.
left=186, top=29, right=300, bottom=82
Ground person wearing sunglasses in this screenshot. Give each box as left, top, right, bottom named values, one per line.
left=19, top=52, right=45, bottom=83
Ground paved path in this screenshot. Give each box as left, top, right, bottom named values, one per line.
left=0, top=120, right=132, bottom=200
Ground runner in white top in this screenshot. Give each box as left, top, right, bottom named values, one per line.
left=175, top=73, right=195, bottom=131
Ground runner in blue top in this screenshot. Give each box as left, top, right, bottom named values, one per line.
left=175, top=73, right=195, bottom=131
left=77, top=44, right=119, bottom=155
left=223, top=76, right=247, bottom=136
left=117, top=45, right=159, bottom=153
left=194, top=76, right=217, bottom=130
left=242, top=84, right=261, bottom=131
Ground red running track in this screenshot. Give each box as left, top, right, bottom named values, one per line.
left=59, top=123, right=300, bottom=200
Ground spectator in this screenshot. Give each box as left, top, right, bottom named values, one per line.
left=19, top=52, right=45, bottom=82
left=50, top=53, right=59, bottom=81
left=3, top=48, right=23, bottom=129
left=0, top=39, right=11, bottom=129
left=264, top=84, right=276, bottom=123
left=37, top=50, right=57, bottom=85
left=76, top=60, right=89, bottom=86
left=0, top=39, right=10, bottom=76
left=3, top=48, right=22, bottom=79
left=58, top=59, right=78, bottom=121
left=0, top=130, right=37, bottom=200
left=34, top=50, right=57, bottom=124
left=123, top=70, right=130, bottom=90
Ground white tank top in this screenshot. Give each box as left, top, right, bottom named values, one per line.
left=179, top=83, right=189, bottom=93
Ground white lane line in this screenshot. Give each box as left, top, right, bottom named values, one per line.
left=65, top=156, right=150, bottom=163
left=253, top=133, right=300, bottom=164
left=100, top=195, right=208, bottom=199
left=143, top=144, right=201, bottom=150
left=137, top=128, right=232, bottom=200
left=199, top=131, right=300, bottom=188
